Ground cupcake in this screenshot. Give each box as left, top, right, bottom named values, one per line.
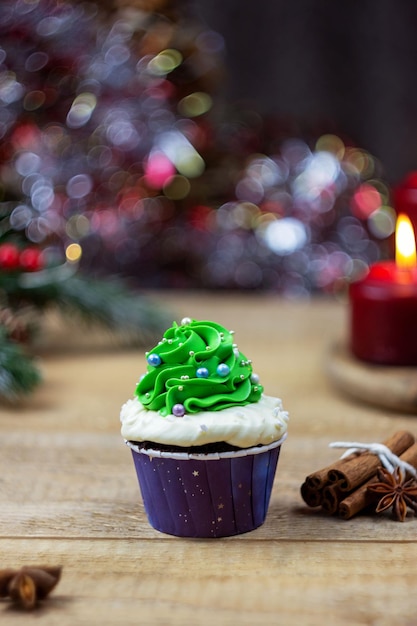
left=120, top=317, right=289, bottom=538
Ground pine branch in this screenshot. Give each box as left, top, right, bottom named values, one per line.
left=0, top=327, right=42, bottom=402
left=14, top=272, right=172, bottom=345
left=55, top=275, right=172, bottom=343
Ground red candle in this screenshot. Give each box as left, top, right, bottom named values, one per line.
left=349, top=214, right=417, bottom=365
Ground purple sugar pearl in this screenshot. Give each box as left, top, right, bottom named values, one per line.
left=172, top=403, right=185, bottom=417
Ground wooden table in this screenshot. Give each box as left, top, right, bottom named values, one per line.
left=2, top=292, right=417, bottom=625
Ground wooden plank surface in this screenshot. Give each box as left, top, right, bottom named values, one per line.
left=2, top=292, right=417, bottom=625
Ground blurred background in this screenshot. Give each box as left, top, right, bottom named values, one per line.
left=196, top=0, right=417, bottom=186
left=2, top=0, right=417, bottom=297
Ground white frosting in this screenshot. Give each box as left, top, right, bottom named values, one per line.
left=120, top=394, right=289, bottom=448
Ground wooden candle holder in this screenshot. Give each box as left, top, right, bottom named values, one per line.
left=325, top=342, right=417, bottom=414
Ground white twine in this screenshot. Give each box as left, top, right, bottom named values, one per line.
left=329, top=441, right=417, bottom=478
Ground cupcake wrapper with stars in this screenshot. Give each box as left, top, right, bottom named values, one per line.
left=127, top=436, right=285, bottom=538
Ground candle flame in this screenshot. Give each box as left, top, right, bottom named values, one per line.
left=395, top=213, right=416, bottom=269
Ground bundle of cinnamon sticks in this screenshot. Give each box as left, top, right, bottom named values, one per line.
left=301, top=430, right=417, bottom=519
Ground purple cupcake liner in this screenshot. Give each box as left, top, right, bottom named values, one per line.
left=126, top=435, right=286, bottom=538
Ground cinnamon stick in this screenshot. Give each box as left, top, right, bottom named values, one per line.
left=301, top=457, right=364, bottom=507
left=339, top=442, right=417, bottom=520
left=300, top=480, right=323, bottom=507
left=302, top=458, right=349, bottom=491
left=327, top=430, right=415, bottom=492
left=321, top=479, right=345, bottom=515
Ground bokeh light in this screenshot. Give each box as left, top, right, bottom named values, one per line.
left=0, top=0, right=394, bottom=295
left=178, top=92, right=213, bottom=118
left=65, top=242, right=82, bottom=263
left=263, top=218, right=308, bottom=255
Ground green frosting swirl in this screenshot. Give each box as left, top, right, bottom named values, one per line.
left=136, top=318, right=263, bottom=416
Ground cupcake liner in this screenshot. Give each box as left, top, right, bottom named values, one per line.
left=127, top=434, right=286, bottom=538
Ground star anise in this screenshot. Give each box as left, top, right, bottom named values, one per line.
left=367, top=466, right=417, bottom=522
left=0, top=566, right=62, bottom=610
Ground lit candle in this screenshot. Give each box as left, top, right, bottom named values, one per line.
left=349, top=214, right=417, bottom=365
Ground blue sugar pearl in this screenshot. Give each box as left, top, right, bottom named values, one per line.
left=217, top=363, right=230, bottom=377
left=196, top=367, right=209, bottom=378
left=147, top=353, right=161, bottom=366
left=172, top=403, right=185, bottom=417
